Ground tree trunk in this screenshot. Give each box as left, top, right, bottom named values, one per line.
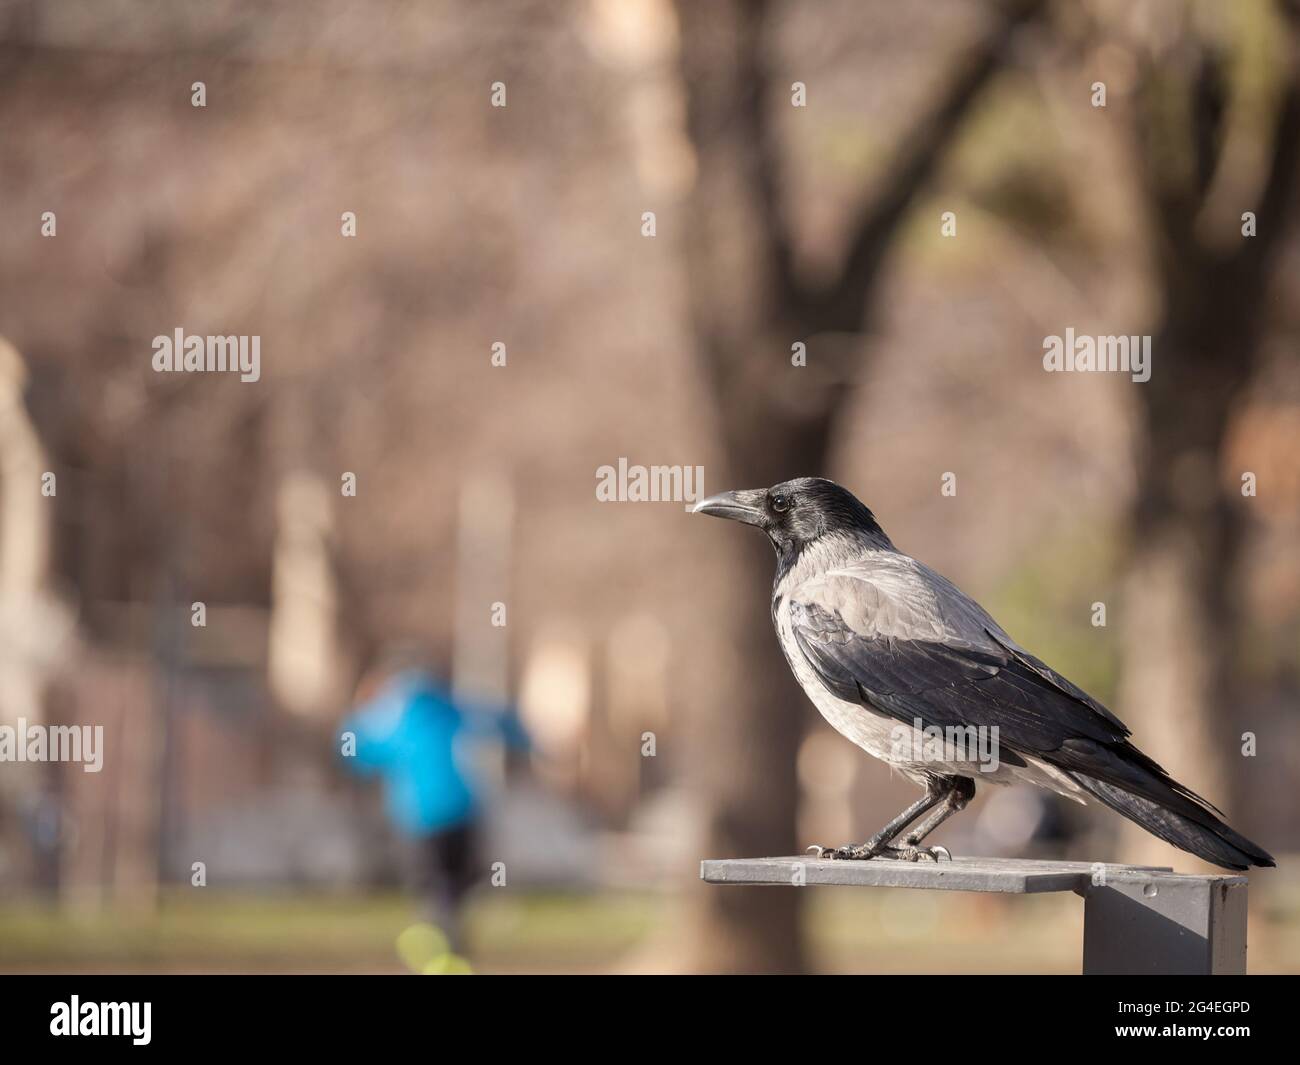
left=1117, top=8, right=1300, bottom=865
left=672, top=0, right=1046, bottom=970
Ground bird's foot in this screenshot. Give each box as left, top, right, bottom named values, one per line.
left=876, top=843, right=952, bottom=863
left=806, top=843, right=878, bottom=861
left=806, top=841, right=953, bottom=862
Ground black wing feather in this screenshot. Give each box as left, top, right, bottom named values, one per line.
left=789, top=599, right=1126, bottom=753
left=789, top=598, right=1220, bottom=815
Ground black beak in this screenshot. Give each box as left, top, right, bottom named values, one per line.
left=690, top=488, right=767, bottom=527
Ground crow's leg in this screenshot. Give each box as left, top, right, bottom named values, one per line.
left=883, top=776, right=976, bottom=861
left=808, top=779, right=953, bottom=861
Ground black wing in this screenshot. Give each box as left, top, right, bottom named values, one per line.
left=788, top=593, right=1220, bottom=815
left=789, top=597, right=1127, bottom=756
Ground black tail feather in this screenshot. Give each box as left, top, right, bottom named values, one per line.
left=1073, top=773, right=1275, bottom=871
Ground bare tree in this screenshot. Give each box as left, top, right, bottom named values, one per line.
left=1114, top=0, right=1300, bottom=866
left=673, top=0, right=1046, bottom=971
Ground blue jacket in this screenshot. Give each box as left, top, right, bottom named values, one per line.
left=339, top=671, right=525, bottom=838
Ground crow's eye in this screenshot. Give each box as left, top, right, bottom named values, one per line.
left=770, top=493, right=791, bottom=514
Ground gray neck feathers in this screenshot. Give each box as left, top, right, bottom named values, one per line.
left=774, top=528, right=895, bottom=591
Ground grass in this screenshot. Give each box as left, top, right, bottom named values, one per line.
left=0, top=884, right=1295, bottom=974
left=0, top=889, right=658, bottom=974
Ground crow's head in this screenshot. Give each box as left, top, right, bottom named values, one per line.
left=691, top=477, right=889, bottom=557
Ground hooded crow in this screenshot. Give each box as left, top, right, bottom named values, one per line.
left=693, top=477, right=1274, bottom=871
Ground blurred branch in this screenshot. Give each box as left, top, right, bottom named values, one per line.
left=810, top=0, right=1048, bottom=332
left=731, top=0, right=803, bottom=319
left=675, top=0, right=1047, bottom=397
left=1134, top=0, right=1300, bottom=283
left=1249, top=6, right=1300, bottom=268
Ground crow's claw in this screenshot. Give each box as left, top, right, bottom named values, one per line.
left=808, top=841, right=954, bottom=862
left=884, top=844, right=952, bottom=863
left=806, top=843, right=875, bottom=860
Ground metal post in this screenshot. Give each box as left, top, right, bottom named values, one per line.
left=1081, top=869, right=1248, bottom=975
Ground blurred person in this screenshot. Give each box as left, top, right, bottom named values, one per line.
left=338, top=651, right=528, bottom=950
